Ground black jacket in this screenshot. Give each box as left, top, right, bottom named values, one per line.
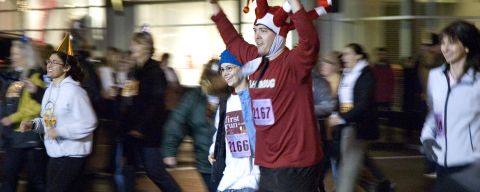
left=339, top=67, right=379, bottom=140
left=211, top=97, right=228, bottom=188
left=131, top=58, right=168, bottom=147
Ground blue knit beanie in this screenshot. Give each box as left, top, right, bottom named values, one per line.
left=219, top=50, right=241, bottom=67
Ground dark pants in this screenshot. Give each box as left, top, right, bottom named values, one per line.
left=434, top=165, right=470, bottom=192
left=0, top=147, right=47, bottom=192
left=47, top=156, right=86, bottom=192
left=258, top=164, right=320, bottom=192
left=200, top=172, right=216, bottom=192
left=141, top=147, right=181, bottom=192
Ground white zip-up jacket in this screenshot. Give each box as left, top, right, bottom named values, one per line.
left=40, top=76, right=97, bottom=158
left=421, top=65, right=480, bottom=167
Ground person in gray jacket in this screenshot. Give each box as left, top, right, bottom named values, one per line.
left=421, top=20, right=480, bottom=192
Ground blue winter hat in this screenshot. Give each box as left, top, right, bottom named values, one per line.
left=219, top=50, right=241, bottom=67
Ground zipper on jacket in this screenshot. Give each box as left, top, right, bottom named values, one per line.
left=469, top=123, right=474, bottom=152
left=443, top=72, right=451, bottom=167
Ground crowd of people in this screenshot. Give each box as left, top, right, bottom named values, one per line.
left=0, top=0, right=479, bottom=191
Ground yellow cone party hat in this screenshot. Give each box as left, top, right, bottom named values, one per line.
left=56, top=33, right=74, bottom=56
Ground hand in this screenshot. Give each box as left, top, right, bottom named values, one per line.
left=163, top=157, right=177, bottom=167
left=206, top=0, right=221, bottom=16
left=19, top=120, right=34, bottom=132
left=46, top=128, right=59, bottom=140
left=1, top=117, right=12, bottom=126
left=328, top=115, right=344, bottom=126
left=22, top=79, right=38, bottom=93
left=423, top=139, right=441, bottom=162
left=208, top=154, right=216, bottom=165
left=287, top=0, right=302, bottom=13
left=128, top=130, right=144, bottom=138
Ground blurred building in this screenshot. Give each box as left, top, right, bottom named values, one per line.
left=0, top=0, right=479, bottom=85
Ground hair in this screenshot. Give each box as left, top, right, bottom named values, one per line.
left=346, top=43, right=369, bottom=61
left=52, top=51, right=84, bottom=82
left=161, top=53, right=170, bottom=61
left=11, top=40, right=39, bottom=78
left=132, top=32, right=155, bottom=56
left=200, top=59, right=230, bottom=98
left=440, top=20, right=480, bottom=72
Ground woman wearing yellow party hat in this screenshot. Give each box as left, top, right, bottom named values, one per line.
left=21, top=33, right=97, bottom=192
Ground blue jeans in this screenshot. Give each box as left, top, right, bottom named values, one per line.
left=220, top=188, right=256, bottom=192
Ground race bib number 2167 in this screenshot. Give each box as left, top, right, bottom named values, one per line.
left=252, top=99, right=275, bottom=125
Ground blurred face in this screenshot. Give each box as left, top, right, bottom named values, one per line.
left=220, top=64, right=242, bottom=87
left=341, top=47, right=361, bottom=68
left=10, top=46, right=25, bottom=68
left=320, top=61, right=339, bottom=77
left=129, top=40, right=146, bottom=62
left=46, top=54, right=69, bottom=79
left=441, top=36, right=467, bottom=66
left=254, top=25, right=276, bottom=56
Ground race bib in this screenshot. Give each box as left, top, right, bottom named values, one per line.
left=252, top=99, right=275, bottom=125
left=224, top=110, right=251, bottom=158
left=226, top=133, right=251, bottom=158
left=6, top=81, right=25, bottom=98
left=121, top=80, right=139, bottom=97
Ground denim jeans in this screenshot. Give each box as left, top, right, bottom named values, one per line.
left=220, top=188, right=257, bottom=192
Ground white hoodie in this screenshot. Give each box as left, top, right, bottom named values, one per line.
left=41, top=76, right=97, bottom=158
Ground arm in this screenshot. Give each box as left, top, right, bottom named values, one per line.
left=208, top=1, right=258, bottom=64
left=208, top=109, right=220, bottom=163
left=8, top=91, right=41, bottom=124
left=55, top=86, right=97, bottom=140
left=161, top=90, right=196, bottom=157
left=420, top=74, right=436, bottom=142
left=287, top=6, right=320, bottom=78
left=313, top=77, right=335, bottom=118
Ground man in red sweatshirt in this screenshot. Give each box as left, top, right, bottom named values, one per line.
left=207, top=0, right=324, bottom=191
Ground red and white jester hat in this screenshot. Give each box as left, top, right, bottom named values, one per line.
left=242, top=0, right=332, bottom=37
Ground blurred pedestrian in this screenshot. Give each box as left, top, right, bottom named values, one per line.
left=421, top=20, right=480, bottom=192
left=315, top=51, right=341, bottom=191
left=159, top=53, right=183, bottom=112
left=0, top=37, right=47, bottom=192
left=125, top=31, right=181, bottom=191
left=162, top=59, right=229, bottom=192
left=330, top=43, right=391, bottom=192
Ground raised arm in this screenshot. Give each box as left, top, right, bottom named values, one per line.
left=286, top=0, right=320, bottom=77
left=207, top=0, right=258, bottom=64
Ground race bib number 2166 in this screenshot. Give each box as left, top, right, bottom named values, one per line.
left=252, top=99, right=275, bottom=125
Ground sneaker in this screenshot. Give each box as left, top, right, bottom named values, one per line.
left=423, top=172, right=437, bottom=179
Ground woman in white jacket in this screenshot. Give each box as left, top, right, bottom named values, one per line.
left=421, top=20, right=480, bottom=192
left=21, top=35, right=97, bottom=192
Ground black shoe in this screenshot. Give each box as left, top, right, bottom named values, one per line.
left=376, top=179, right=395, bottom=192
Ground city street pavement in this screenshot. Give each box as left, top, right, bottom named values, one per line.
left=1, top=126, right=436, bottom=192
